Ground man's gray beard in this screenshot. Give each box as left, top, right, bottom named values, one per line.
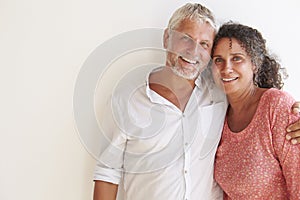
left=170, top=65, right=200, bottom=80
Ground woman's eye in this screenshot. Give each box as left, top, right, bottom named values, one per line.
left=214, top=58, right=223, bottom=63
left=233, top=56, right=242, bottom=61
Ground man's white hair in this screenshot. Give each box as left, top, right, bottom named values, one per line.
left=167, top=3, right=217, bottom=31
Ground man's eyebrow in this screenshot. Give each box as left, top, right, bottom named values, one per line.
left=183, top=33, right=193, bottom=39
left=182, top=33, right=209, bottom=41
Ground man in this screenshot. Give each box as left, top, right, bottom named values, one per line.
left=93, top=3, right=300, bottom=200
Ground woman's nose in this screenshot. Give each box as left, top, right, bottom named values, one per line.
left=222, top=61, right=233, bottom=72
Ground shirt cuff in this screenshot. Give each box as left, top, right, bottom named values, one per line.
left=93, top=165, right=122, bottom=185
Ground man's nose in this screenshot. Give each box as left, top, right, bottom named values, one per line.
left=186, top=42, right=202, bottom=58
left=186, top=41, right=198, bottom=52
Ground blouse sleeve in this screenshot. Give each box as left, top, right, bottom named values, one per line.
left=270, top=90, right=300, bottom=200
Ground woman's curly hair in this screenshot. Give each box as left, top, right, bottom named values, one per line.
left=212, top=22, right=286, bottom=89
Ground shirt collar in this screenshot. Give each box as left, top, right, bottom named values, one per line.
left=145, top=66, right=207, bottom=104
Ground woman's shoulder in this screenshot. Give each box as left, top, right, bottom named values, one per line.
left=260, top=88, right=295, bottom=111
left=262, top=88, right=294, bottom=103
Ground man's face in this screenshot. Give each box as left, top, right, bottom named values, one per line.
left=165, top=19, right=215, bottom=80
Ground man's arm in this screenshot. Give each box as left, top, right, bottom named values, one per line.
left=93, top=180, right=118, bottom=200
left=286, top=102, right=300, bottom=144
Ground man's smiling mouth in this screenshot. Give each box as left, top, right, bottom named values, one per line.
left=180, top=56, right=198, bottom=65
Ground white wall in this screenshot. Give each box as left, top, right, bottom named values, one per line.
left=4, top=0, right=299, bottom=199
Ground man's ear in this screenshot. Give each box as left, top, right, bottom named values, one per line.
left=163, top=28, right=169, bottom=49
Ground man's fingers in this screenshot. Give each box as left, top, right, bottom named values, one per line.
left=292, top=101, right=300, bottom=114
left=287, top=120, right=300, bottom=132
left=291, top=138, right=300, bottom=145
left=290, top=137, right=300, bottom=145
left=292, top=107, right=300, bottom=114
left=286, top=131, right=300, bottom=144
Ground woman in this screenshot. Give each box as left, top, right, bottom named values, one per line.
left=212, top=22, right=300, bottom=199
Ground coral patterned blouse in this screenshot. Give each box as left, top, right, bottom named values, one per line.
left=214, top=88, right=300, bottom=200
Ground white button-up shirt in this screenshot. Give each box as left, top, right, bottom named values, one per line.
left=94, top=67, right=227, bottom=200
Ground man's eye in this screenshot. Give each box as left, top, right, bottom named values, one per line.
left=200, top=42, right=209, bottom=49
left=181, top=35, right=191, bottom=41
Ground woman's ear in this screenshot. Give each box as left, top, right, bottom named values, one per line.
left=163, top=28, right=169, bottom=49
left=252, top=64, right=259, bottom=86
left=252, top=64, right=258, bottom=74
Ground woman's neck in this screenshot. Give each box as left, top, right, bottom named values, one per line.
left=226, top=86, right=268, bottom=132
left=227, top=86, right=259, bottom=114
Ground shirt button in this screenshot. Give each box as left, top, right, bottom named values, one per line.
left=184, top=170, right=187, bottom=174
left=185, top=142, right=188, bottom=146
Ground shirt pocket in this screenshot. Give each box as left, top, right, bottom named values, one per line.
left=198, top=102, right=226, bottom=159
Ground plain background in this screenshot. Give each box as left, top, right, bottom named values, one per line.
left=4, top=0, right=300, bottom=199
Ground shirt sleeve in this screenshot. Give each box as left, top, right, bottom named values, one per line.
left=270, top=90, right=300, bottom=200
left=93, top=130, right=127, bottom=184
left=93, top=96, right=128, bottom=185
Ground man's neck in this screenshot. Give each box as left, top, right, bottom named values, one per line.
left=149, top=67, right=196, bottom=111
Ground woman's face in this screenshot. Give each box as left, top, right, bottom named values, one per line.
left=212, top=37, right=256, bottom=96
